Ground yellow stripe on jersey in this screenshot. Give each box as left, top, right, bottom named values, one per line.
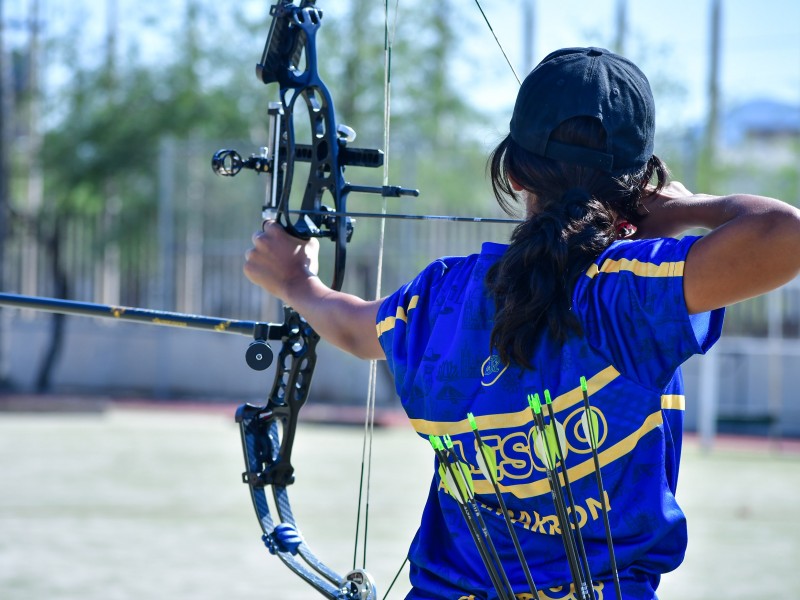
left=376, top=295, right=419, bottom=337
left=661, top=394, right=685, bottom=411
left=408, top=365, right=621, bottom=436
left=471, top=410, right=666, bottom=499
left=585, top=257, right=685, bottom=279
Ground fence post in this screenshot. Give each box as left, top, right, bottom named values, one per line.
left=698, top=344, right=719, bottom=451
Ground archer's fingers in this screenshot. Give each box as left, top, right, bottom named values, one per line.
left=251, top=225, right=282, bottom=249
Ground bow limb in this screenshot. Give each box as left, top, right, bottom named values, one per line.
left=235, top=304, right=378, bottom=600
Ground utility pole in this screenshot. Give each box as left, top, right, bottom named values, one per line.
left=703, top=0, right=722, bottom=184
left=613, top=0, right=628, bottom=56
left=0, top=0, right=10, bottom=388
left=521, top=0, right=535, bottom=74
left=0, top=0, right=9, bottom=271
left=697, top=0, right=723, bottom=446
left=98, top=0, right=121, bottom=307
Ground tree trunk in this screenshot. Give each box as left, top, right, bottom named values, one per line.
left=35, top=227, right=68, bottom=393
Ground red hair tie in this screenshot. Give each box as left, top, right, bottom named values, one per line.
left=616, top=221, right=637, bottom=239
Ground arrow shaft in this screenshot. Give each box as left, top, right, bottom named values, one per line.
left=530, top=403, right=588, bottom=599
left=287, top=209, right=521, bottom=224
left=473, top=428, right=542, bottom=600
left=581, top=384, right=623, bottom=600
left=544, top=402, right=594, bottom=599
left=432, top=445, right=512, bottom=600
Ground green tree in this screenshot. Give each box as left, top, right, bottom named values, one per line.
left=21, top=1, right=263, bottom=390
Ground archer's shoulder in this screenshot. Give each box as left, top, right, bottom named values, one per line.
left=413, top=243, right=507, bottom=286
left=379, top=244, right=503, bottom=318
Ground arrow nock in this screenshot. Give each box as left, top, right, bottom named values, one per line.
left=467, top=412, right=479, bottom=431
left=429, top=434, right=444, bottom=452
left=528, top=393, right=542, bottom=414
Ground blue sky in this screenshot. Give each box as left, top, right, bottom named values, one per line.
left=474, top=0, right=800, bottom=132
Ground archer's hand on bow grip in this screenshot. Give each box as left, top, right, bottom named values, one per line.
left=244, top=220, right=320, bottom=304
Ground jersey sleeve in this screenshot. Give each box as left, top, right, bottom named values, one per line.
left=376, top=257, right=463, bottom=399
left=573, top=235, right=725, bottom=390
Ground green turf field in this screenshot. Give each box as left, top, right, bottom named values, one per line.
left=0, top=405, right=798, bottom=599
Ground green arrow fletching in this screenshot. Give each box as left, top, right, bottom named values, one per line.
left=534, top=424, right=559, bottom=469
left=454, top=460, right=475, bottom=499
left=468, top=412, right=478, bottom=431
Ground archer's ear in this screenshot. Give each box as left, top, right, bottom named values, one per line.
left=509, top=175, right=524, bottom=192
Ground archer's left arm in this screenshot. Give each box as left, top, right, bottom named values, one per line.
left=244, top=221, right=385, bottom=360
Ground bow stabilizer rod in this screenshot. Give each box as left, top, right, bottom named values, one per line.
left=0, top=292, right=266, bottom=337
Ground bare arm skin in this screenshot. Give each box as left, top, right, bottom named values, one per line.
left=636, top=183, right=800, bottom=314
left=243, top=221, right=384, bottom=360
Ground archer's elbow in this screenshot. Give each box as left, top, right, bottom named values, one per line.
left=755, top=204, right=800, bottom=286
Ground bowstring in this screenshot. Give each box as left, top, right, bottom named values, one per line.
left=353, top=0, right=402, bottom=574
left=356, top=0, right=519, bottom=588
left=473, top=0, right=522, bottom=85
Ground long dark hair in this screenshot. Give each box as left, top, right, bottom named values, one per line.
left=486, top=116, right=669, bottom=368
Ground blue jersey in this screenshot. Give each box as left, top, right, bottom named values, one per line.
left=376, top=236, right=724, bottom=600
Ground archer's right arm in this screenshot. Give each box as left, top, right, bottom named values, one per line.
left=243, top=221, right=384, bottom=361
left=636, top=182, right=800, bottom=314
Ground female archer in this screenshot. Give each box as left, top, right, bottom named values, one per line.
left=243, top=47, right=800, bottom=599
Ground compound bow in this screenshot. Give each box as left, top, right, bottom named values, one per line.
left=212, top=3, right=417, bottom=599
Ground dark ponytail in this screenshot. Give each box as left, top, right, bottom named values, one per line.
left=486, top=117, right=669, bottom=368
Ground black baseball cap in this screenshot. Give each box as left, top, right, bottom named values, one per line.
left=509, top=47, right=655, bottom=174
